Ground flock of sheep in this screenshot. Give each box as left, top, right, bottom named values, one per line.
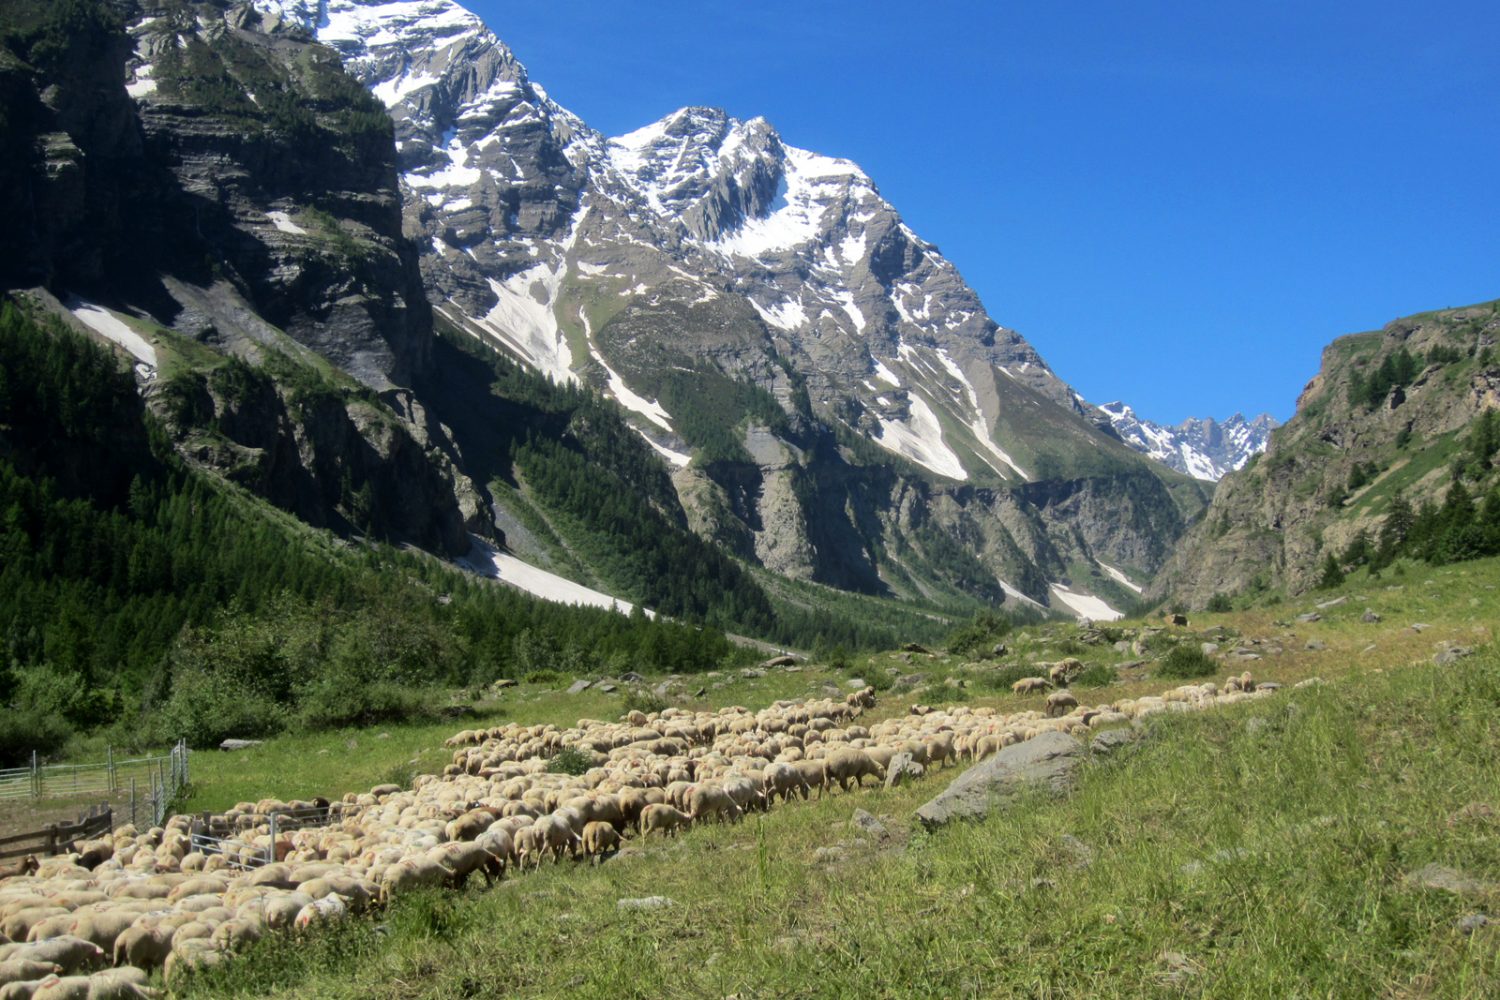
left=0, top=670, right=1280, bottom=997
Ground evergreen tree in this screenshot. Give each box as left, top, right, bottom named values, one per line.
left=1317, top=552, right=1345, bottom=589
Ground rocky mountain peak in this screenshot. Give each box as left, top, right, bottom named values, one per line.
left=1098, top=402, right=1276, bottom=481
left=607, top=107, right=786, bottom=241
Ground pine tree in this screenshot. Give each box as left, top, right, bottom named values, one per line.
left=1317, top=552, right=1345, bottom=589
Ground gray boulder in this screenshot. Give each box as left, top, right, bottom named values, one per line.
left=617, top=896, right=675, bottom=911
left=850, top=809, right=888, bottom=839
left=566, top=679, right=592, bottom=695
left=914, top=731, right=1084, bottom=828
left=884, top=751, right=922, bottom=789
left=1089, top=728, right=1136, bottom=756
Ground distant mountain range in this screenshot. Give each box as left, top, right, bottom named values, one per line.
left=1097, top=403, right=1276, bottom=481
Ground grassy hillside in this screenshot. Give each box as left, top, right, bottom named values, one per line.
left=170, top=555, right=1500, bottom=998
left=1155, top=299, right=1500, bottom=608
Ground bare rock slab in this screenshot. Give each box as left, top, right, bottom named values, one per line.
left=915, top=730, right=1084, bottom=829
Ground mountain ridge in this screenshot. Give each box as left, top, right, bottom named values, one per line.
left=1098, top=402, right=1276, bottom=481
left=248, top=0, right=1209, bottom=617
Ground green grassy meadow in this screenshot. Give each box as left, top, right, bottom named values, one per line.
left=164, top=556, right=1500, bottom=997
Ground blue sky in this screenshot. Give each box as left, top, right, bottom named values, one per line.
left=468, top=1, right=1499, bottom=424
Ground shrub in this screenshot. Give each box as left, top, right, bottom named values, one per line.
left=523, top=669, right=561, bottom=686
left=297, top=681, right=431, bottom=730
left=1157, top=645, right=1217, bottom=680
left=1318, top=552, right=1345, bottom=590
left=1073, top=664, right=1116, bottom=689
left=0, top=709, right=73, bottom=767
left=1206, top=593, right=1233, bottom=613
left=546, top=747, right=593, bottom=776
left=622, top=688, right=668, bottom=716
left=158, top=668, right=288, bottom=749
left=945, top=610, right=1013, bottom=657
left=380, top=761, right=416, bottom=791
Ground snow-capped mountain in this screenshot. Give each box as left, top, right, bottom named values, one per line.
left=251, top=0, right=1076, bottom=480
left=1099, top=403, right=1276, bottom=481
left=247, top=0, right=1211, bottom=614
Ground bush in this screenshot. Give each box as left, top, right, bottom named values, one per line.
left=296, top=680, right=432, bottom=730
left=622, top=688, right=668, bottom=716
left=1073, top=664, right=1116, bottom=689
left=158, top=668, right=288, bottom=749
left=0, top=709, right=73, bottom=767
left=380, top=761, right=416, bottom=791
left=523, top=669, right=561, bottom=686
left=1157, top=645, right=1217, bottom=680
left=1206, top=593, right=1233, bottom=613
left=946, top=610, right=1013, bottom=657
left=546, top=747, right=593, bottom=776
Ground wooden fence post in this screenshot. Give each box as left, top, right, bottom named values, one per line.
left=107, top=746, right=115, bottom=793
left=31, top=750, right=38, bottom=798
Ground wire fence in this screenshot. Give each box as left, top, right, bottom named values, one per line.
left=188, top=803, right=338, bottom=870
left=0, top=741, right=189, bottom=832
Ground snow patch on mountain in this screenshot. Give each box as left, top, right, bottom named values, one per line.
left=1097, top=561, right=1143, bottom=594
left=70, top=302, right=158, bottom=368
left=461, top=536, right=651, bottom=616
left=476, top=268, right=575, bottom=384
left=874, top=394, right=967, bottom=480
left=1050, top=584, right=1123, bottom=622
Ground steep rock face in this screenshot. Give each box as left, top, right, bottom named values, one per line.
left=1098, top=403, right=1275, bottom=481
left=1, top=0, right=479, bottom=555
left=127, top=1, right=431, bottom=389
left=255, top=0, right=1206, bottom=614
left=1153, top=301, right=1500, bottom=607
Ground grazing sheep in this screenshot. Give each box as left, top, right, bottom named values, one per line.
left=791, top=761, right=828, bottom=800
left=531, top=816, right=581, bottom=864
left=511, top=828, right=546, bottom=871
left=1011, top=676, right=1051, bottom=695
left=112, top=925, right=172, bottom=974
left=639, top=805, right=692, bottom=839
left=824, top=750, right=885, bottom=792
left=473, top=828, right=515, bottom=882
left=1, top=939, right=104, bottom=976
left=293, top=895, right=346, bottom=932
left=925, top=731, right=957, bottom=769
left=424, top=843, right=489, bottom=889
left=580, top=822, right=620, bottom=862
left=0, top=961, right=59, bottom=988
left=1044, top=691, right=1079, bottom=718
left=686, top=786, right=742, bottom=825
left=378, top=858, right=449, bottom=904
left=762, top=764, right=810, bottom=804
